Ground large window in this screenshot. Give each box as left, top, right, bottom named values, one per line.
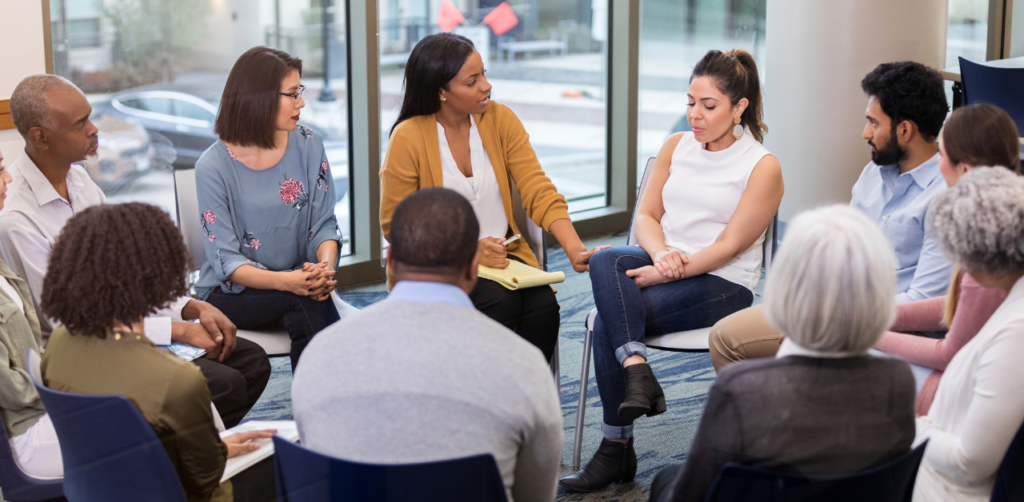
left=378, top=0, right=609, bottom=213
left=946, top=0, right=988, bottom=66
left=637, top=0, right=766, bottom=176
left=49, top=0, right=353, bottom=256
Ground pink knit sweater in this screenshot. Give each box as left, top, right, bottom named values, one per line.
left=875, top=273, right=1007, bottom=415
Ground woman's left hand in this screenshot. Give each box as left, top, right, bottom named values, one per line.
left=570, top=246, right=612, bottom=273
left=626, top=265, right=670, bottom=289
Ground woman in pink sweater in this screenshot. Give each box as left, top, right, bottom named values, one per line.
left=874, top=103, right=1019, bottom=415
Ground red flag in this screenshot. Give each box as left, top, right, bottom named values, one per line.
left=484, top=2, right=519, bottom=36
left=437, top=0, right=465, bottom=32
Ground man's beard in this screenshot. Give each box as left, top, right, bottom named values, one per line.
left=870, top=129, right=905, bottom=166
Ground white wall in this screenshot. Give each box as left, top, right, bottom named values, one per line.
left=764, top=0, right=948, bottom=221
left=0, top=0, right=48, bottom=163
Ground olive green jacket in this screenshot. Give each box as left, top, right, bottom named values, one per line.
left=0, top=259, right=46, bottom=438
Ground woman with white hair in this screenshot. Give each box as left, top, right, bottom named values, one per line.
left=913, top=167, right=1024, bottom=502
left=649, top=205, right=916, bottom=502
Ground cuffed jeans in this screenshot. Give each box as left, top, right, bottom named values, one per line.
left=589, top=246, right=753, bottom=439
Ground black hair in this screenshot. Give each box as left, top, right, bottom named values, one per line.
left=861, top=61, right=948, bottom=141
left=691, top=49, right=767, bottom=142
left=215, top=46, right=303, bottom=149
left=390, top=33, right=476, bottom=135
left=389, top=188, right=479, bottom=276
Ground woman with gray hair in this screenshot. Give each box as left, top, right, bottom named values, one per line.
left=913, top=167, right=1024, bottom=502
left=649, top=205, right=916, bottom=502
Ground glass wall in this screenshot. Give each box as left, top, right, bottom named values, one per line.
left=378, top=0, right=610, bottom=213
left=636, top=0, right=766, bottom=177
left=49, top=0, right=353, bottom=256
left=946, top=0, right=988, bottom=66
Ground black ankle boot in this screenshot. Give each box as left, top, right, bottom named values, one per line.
left=559, top=438, right=637, bottom=492
left=618, top=363, right=666, bottom=422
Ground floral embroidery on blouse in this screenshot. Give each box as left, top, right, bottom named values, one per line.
left=279, top=177, right=309, bottom=209
left=299, top=125, right=314, bottom=139
left=316, top=161, right=329, bottom=191
left=307, top=229, right=315, bottom=242
left=225, top=147, right=238, bottom=161
left=242, top=230, right=262, bottom=250
left=201, top=210, right=216, bottom=242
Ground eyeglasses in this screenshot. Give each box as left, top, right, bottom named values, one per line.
left=279, top=85, right=306, bottom=100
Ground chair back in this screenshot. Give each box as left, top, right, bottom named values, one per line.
left=959, top=57, right=1024, bottom=134
left=273, top=436, right=508, bottom=502
left=26, top=350, right=187, bottom=502
left=510, top=179, right=547, bottom=271
left=703, top=441, right=927, bottom=502
left=173, top=169, right=206, bottom=271
left=626, top=157, right=778, bottom=273
left=0, top=409, right=63, bottom=501
left=991, top=420, right=1024, bottom=501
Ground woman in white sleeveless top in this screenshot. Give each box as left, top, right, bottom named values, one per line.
left=561, top=50, right=784, bottom=493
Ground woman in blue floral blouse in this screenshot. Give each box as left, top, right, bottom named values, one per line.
left=195, top=46, right=341, bottom=370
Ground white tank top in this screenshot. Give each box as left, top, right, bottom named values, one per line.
left=437, top=116, right=509, bottom=240
left=659, top=128, right=771, bottom=292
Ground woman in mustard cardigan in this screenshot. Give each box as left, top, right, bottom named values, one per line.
left=381, top=33, right=606, bottom=361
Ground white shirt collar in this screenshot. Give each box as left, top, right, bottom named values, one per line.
left=776, top=337, right=865, bottom=360
left=11, top=151, right=86, bottom=208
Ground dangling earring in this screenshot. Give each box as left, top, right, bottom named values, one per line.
left=732, top=116, right=744, bottom=140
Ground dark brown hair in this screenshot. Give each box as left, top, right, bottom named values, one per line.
left=389, top=188, right=479, bottom=276
left=215, top=46, right=302, bottom=149
left=943, top=103, right=1021, bottom=172
left=41, top=203, right=192, bottom=338
left=691, top=49, right=767, bottom=142
left=391, top=33, right=476, bottom=135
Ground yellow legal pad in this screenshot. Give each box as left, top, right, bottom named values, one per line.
left=478, top=260, right=565, bottom=290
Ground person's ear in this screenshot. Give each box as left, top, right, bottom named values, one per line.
left=28, top=127, right=48, bottom=151
left=464, top=252, right=480, bottom=290
left=896, top=120, right=915, bottom=144
left=960, top=163, right=974, bottom=175
left=385, top=246, right=396, bottom=274
left=733, top=97, right=749, bottom=120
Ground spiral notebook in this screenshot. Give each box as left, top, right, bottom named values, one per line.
left=478, top=260, right=565, bottom=290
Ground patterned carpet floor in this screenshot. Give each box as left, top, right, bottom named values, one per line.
left=243, top=232, right=763, bottom=501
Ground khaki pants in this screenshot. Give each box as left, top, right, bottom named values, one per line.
left=708, top=305, right=784, bottom=372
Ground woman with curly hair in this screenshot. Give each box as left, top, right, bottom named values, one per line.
left=40, top=202, right=275, bottom=502
left=912, top=167, right=1024, bottom=501
left=195, top=46, right=342, bottom=369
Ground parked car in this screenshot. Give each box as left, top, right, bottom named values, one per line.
left=91, top=84, right=349, bottom=202
left=79, top=114, right=155, bottom=189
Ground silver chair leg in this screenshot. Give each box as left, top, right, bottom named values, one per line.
left=572, top=324, right=594, bottom=471
left=551, top=339, right=561, bottom=391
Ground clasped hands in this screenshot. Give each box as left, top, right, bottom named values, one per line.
left=284, top=262, right=337, bottom=301
left=477, top=237, right=611, bottom=273
left=626, top=250, right=688, bottom=289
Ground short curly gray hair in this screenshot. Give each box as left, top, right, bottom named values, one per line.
left=926, top=167, right=1024, bottom=276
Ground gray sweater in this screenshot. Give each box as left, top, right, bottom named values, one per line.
left=291, top=299, right=563, bottom=502
left=658, top=355, right=917, bottom=502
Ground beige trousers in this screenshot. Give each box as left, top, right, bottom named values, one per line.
left=708, top=305, right=784, bottom=372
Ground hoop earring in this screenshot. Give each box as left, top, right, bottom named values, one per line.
left=732, top=116, right=744, bottom=140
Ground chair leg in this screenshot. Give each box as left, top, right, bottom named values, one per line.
left=551, top=339, right=561, bottom=391
left=572, top=325, right=594, bottom=471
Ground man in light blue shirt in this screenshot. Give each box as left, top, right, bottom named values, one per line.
left=292, top=188, right=562, bottom=502
left=707, top=61, right=953, bottom=371
left=854, top=61, right=953, bottom=303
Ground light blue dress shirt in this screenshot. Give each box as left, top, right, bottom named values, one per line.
left=387, top=280, right=476, bottom=310
left=850, top=154, right=952, bottom=303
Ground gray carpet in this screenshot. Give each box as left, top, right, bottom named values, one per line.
left=242, top=232, right=763, bottom=501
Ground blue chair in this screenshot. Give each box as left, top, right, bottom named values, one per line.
left=272, top=436, right=508, bottom=502
left=991, top=420, right=1024, bottom=502
left=0, top=413, right=63, bottom=501
left=702, top=441, right=927, bottom=502
left=26, top=350, right=187, bottom=502
left=959, top=57, right=1024, bottom=135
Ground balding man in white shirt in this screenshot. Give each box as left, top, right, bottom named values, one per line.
left=0, top=74, right=271, bottom=427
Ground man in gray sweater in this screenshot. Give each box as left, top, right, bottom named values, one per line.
left=292, top=187, right=563, bottom=502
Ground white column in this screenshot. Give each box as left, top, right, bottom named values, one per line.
left=764, top=0, right=948, bottom=221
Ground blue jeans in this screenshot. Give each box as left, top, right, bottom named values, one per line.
left=589, top=246, right=753, bottom=438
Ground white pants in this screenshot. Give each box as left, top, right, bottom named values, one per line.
left=9, top=413, right=63, bottom=479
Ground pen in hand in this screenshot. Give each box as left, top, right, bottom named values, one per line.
left=502, top=234, right=522, bottom=248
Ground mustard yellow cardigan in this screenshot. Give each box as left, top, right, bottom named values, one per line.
left=380, top=100, right=570, bottom=281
